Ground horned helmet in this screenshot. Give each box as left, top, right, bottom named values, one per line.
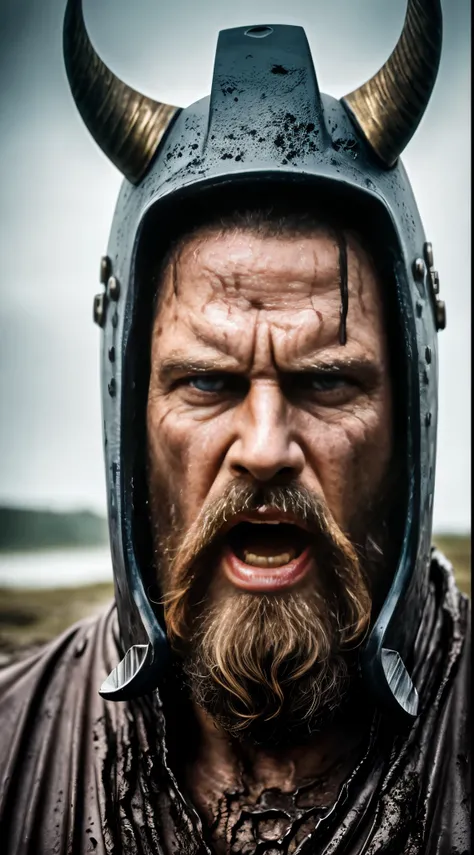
left=64, top=0, right=445, bottom=723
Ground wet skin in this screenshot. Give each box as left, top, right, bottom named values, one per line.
left=147, top=225, right=392, bottom=851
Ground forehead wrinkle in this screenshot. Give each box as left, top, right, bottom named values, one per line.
left=181, top=230, right=343, bottom=289
left=184, top=307, right=257, bottom=365
left=213, top=258, right=340, bottom=297
left=172, top=306, right=372, bottom=376
left=167, top=231, right=373, bottom=309
left=160, top=283, right=348, bottom=365
left=156, top=229, right=383, bottom=364
left=163, top=225, right=379, bottom=300
left=155, top=284, right=382, bottom=382
left=181, top=289, right=334, bottom=357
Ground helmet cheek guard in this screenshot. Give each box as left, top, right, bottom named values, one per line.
left=64, top=1, right=444, bottom=724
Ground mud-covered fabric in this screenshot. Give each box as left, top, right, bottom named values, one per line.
left=0, top=552, right=469, bottom=855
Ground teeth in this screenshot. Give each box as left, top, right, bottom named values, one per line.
left=248, top=520, right=281, bottom=525
left=243, top=550, right=295, bottom=568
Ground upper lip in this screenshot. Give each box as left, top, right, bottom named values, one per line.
left=221, top=509, right=309, bottom=536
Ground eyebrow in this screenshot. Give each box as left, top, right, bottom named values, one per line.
left=157, top=354, right=380, bottom=385
left=293, top=356, right=378, bottom=374
left=157, top=356, right=239, bottom=384
left=285, top=357, right=381, bottom=388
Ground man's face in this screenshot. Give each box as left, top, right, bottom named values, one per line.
left=147, top=223, right=393, bottom=742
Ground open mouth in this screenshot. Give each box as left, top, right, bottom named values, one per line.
left=221, top=516, right=313, bottom=591
left=227, top=521, right=309, bottom=567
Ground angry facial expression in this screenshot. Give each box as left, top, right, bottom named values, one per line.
left=146, top=223, right=393, bottom=740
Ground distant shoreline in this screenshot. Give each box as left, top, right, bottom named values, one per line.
left=0, top=507, right=108, bottom=552
left=0, top=543, right=110, bottom=555
left=0, top=546, right=112, bottom=589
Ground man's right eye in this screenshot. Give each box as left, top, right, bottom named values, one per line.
left=186, top=375, right=226, bottom=393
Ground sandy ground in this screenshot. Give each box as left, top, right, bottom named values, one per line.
left=0, top=535, right=469, bottom=666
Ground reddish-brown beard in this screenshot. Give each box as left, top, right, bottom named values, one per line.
left=151, top=483, right=373, bottom=744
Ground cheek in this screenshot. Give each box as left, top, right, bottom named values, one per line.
left=147, top=397, right=231, bottom=525
left=303, top=398, right=392, bottom=524
left=147, top=400, right=190, bottom=492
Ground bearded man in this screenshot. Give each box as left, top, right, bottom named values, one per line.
left=0, top=1, right=469, bottom=854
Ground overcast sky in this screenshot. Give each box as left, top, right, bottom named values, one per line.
left=0, top=0, right=470, bottom=532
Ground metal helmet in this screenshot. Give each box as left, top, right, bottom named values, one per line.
left=64, top=0, right=445, bottom=722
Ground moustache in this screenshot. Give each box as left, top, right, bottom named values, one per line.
left=159, top=481, right=371, bottom=647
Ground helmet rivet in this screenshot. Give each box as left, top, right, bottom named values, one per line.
left=108, top=276, right=120, bottom=301
left=431, top=270, right=440, bottom=294
left=425, top=346, right=432, bottom=364
left=93, top=293, right=106, bottom=327
left=425, top=411, right=432, bottom=427
left=413, top=257, right=426, bottom=281
left=436, top=299, right=446, bottom=331
left=100, top=255, right=112, bottom=285
left=423, top=242, right=434, bottom=269
left=108, top=346, right=115, bottom=363
left=108, top=378, right=116, bottom=398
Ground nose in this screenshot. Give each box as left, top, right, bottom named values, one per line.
left=227, top=382, right=305, bottom=482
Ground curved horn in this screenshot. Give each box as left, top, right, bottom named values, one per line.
left=63, top=0, right=180, bottom=184
left=341, top=0, right=442, bottom=166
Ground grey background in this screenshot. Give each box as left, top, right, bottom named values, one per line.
left=0, top=0, right=470, bottom=531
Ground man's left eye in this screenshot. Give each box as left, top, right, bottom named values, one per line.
left=284, top=372, right=360, bottom=403
left=187, top=375, right=226, bottom=393
left=289, top=373, right=350, bottom=393
left=309, top=375, right=348, bottom=392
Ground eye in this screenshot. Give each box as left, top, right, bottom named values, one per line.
left=283, top=372, right=358, bottom=403
left=308, top=375, right=349, bottom=392
left=187, top=375, right=226, bottom=393
left=177, top=373, right=248, bottom=400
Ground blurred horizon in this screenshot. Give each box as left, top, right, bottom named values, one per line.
left=0, top=502, right=469, bottom=537
left=0, top=0, right=470, bottom=532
